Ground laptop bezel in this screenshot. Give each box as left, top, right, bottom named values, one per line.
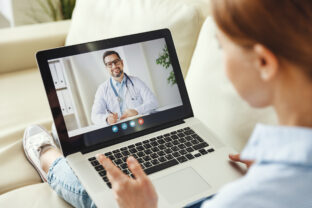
left=36, top=29, right=194, bottom=156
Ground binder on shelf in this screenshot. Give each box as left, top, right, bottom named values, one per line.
left=62, top=89, right=74, bottom=114
left=49, top=62, right=59, bottom=88
left=55, top=61, right=66, bottom=89
left=57, top=90, right=67, bottom=114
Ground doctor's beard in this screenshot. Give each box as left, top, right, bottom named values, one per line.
left=112, top=67, right=123, bottom=78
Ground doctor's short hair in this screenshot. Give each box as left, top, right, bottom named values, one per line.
left=102, top=51, right=121, bottom=64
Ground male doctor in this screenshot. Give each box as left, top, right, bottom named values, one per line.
left=91, top=50, right=158, bottom=125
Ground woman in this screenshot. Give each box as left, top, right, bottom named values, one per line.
left=23, top=0, right=312, bottom=207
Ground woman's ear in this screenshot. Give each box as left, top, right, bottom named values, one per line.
left=254, top=44, right=279, bottom=81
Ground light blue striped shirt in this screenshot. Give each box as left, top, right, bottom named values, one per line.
left=202, top=124, right=312, bottom=208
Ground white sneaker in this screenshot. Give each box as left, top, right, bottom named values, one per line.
left=23, top=125, right=58, bottom=182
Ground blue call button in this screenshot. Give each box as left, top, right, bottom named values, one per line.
left=112, top=125, right=118, bottom=133
left=129, top=120, right=136, bottom=127
left=121, top=123, right=128, bottom=130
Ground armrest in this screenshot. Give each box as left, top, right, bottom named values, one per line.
left=0, top=20, right=70, bottom=74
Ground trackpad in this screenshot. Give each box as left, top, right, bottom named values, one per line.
left=154, top=167, right=211, bottom=204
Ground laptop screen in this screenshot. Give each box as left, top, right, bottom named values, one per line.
left=38, top=29, right=193, bottom=156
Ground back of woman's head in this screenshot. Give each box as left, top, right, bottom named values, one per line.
left=211, top=0, right=312, bottom=78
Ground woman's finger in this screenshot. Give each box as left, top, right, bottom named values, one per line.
left=127, top=156, right=147, bottom=180
left=97, top=154, right=127, bottom=183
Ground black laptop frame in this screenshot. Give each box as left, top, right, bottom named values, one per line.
left=36, top=29, right=194, bottom=156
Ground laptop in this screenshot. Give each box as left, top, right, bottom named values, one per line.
left=36, top=29, right=245, bottom=207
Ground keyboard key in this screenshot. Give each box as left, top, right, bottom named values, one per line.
left=144, top=161, right=152, bottom=168
left=193, top=142, right=209, bottom=150
left=199, top=149, right=208, bottom=155
left=143, top=140, right=149, bottom=144
left=151, top=137, right=156, bottom=141
left=95, top=165, right=104, bottom=171
left=177, top=156, right=188, bottom=163
left=114, top=159, right=122, bottom=165
left=157, top=151, right=165, bottom=156
left=157, top=139, right=165, bottom=144
left=122, top=151, right=130, bottom=156
left=151, top=159, right=159, bottom=165
left=120, top=163, right=128, bottom=169
left=135, top=142, right=142, bottom=146
left=151, top=147, right=159, bottom=152
left=107, top=182, right=112, bottom=189
left=177, top=129, right=183, bottom=133
left=158, top=156, right=166, bottom=163
left=171, top=135, right=178, bottom=140
left=194, top=153, right=201, bottom=157
left=185, top=154, right=195, bottom=160
left=99, top=170, right=106, bottom=176
left=151, top=153, right=158, bottom=158
left=104, top=152, right=112, bottom=156
left=120, top=147, right=127, bottom=151
left=165, top=154, right=174, bottom=160
left=136, top=146, right=144, bottom=151
left=179, top=149, right=187, bottom=155
left=129, top=148, right=137, bottom=154
left=165, top=142, right=173, bottom=148
left=88, top=157, right=96, bottom=161
left=144, top=149, right=152, bottom=155
left=113, top=149, right=120, bottom=153
left=172, top=140, right=179, bottom=145
left=164, top=133, right=170, bottom=137
left=171, top=146, right=179, bottom=152
left=164, top=148, right=173, bottom=154
left=157, top=135, right=164, bottom=139
left=138, top=158, right=144, bottom=164
left=143, top=143, right=152, bottom=149
left=108, top=155, right=115, bottom=160
left=208, top=148, right=215, bottom=153
left=128, top=144, right=135, bottom=149
left=191, top=139, right=199, bottom=145
left=143, top=156, right=151, bottom=161
left=158, top=144, right=166, bottom=150
left=164, top=137, right=172, bottom=142
left=103, top=176, right=109, bottom=182
left=91, top=160, right=100, bottom=166
left=172, top=152, right=181, bottom=158
left=185, top=142, right=192, bottom=147
left=170, top=131, right=177, bottom=134
left=178, top=144, right=186, bottom=150
left=123, top=169, right=130, bottom=175
left=177, top=133, right=185, bottom=137
left=137, top=151, right=145, bottom=157
left=144, top=159, right=179, bottom=175
left=186, top=147, right=194, bottom=152
left=115, top=153, right=123, bottom=158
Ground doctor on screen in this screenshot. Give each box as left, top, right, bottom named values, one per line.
left=91, top=50, right=159, bottom=125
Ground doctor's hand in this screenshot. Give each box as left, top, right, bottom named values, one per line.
left=97, top=155, right=158, bottom=208
left=120, top=109, right=138, bottom=120
left=229, top=153, right=254, bottom=168
left=107, top=113, right=118, bottom=125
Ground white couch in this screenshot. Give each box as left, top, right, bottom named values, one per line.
left=0, top=0, right=277, bottom=207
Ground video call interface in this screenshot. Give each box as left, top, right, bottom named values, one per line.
left=48, top=38, right=183, bottom=141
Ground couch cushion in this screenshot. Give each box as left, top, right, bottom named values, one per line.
left=0, top=68, right=52, bottom=135
left=66, top=0, right=207, bottom=77
left=185, top=18, right=278, bottom=151
left=0, top=183, right=72, bottom=208
left=0, top=68, right=53, bottom=193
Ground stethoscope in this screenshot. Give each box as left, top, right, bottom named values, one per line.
left=110, top=73, right=136, bottom=103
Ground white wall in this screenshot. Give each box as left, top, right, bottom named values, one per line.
left=142, top=39, right=182, bottom=108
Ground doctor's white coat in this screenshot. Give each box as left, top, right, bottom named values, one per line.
left=91, top=75, right=158, bottom=125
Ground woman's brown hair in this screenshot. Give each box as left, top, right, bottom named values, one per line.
left=211, top=0, right=312, bottom=77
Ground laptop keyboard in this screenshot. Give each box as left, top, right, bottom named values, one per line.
left=88, top=127, right=214, bottom=189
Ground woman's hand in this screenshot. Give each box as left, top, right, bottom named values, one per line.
left=229, top=153, right=254, bottom=168
left=97, top=155, right=158, bottom=208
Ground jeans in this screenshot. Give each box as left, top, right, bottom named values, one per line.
left=47, top=157, right=212, bottom=208
left=47, top=157, right=96, bottom=208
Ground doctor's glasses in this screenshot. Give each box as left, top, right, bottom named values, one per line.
left=105, top=59, right=122, bottom=68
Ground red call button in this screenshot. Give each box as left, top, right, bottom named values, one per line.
left=138, top=118, right=144, bottom=125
